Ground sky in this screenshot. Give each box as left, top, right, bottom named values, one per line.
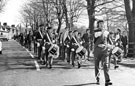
left=0, top=0, right=27, bottom=26
left=0, top=0, right=90, bottom=28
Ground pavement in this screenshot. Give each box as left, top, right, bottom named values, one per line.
left=0, top=40, right=135, bottom=86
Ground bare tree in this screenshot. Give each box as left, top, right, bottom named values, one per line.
left=62, top=0, right=69, bottom=28
left=64, top=0, right=85, bottom=30
left=124, top=0, right=135, bottom=57
left=0, top=0, right=6, bottom=12
left=85, top=0, right=123, bottom=50
left=52, top=0, right=64, bottom=33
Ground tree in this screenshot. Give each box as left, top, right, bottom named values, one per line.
left=0, top=0, right=6, bottom=12
left=124, top=0, right=135, bottom=57
left=85, top=0, right=116, bottom=50
left=52, top=0, right=64, bottom=33
left=64, top=0, right=85, bottom=30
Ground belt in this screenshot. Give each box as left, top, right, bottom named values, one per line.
left=98, top=44, right=106, bottom=48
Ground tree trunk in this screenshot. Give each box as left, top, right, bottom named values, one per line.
left=124, top=0, right=135, bottom=57
left=86, top=0, right=95, bottom=50
left=63, top=0, right=69, bottom=29
left=57, top=18, right=62, bottom=34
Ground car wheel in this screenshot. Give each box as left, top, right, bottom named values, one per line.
left=0, top=51, right=2, bottom=54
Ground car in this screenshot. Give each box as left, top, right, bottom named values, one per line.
left=0, top=30, right=9, bottom=41
left=0, top=35, right=8, bottom=41
left=0, top=40, right=2, bottom=54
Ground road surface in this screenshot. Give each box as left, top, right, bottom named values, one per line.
left=0, top=40, right=135, bottom=86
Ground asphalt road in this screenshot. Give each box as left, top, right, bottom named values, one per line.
left=0, top=40, right=135, bottom=86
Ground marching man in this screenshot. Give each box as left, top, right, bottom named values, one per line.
left=94, top=20, right=114, bottom=86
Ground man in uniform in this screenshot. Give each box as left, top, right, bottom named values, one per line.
left=64, top=31, right=73, bottom=63
left=94, top=20, right=113, bottom=86
left=70, top=30, right=79, bottom=67
left=34, top=24, right=44, bottom=60
left=41, top=27, right=54, bottom=68
left=82, top=29, right=90, bottom=59
left=33, top=29, right=37, bottom=54
left=61, top=27, right=69, bottom=61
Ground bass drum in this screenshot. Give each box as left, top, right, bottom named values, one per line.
left=112, top=47, right=123, bottom=57
left=76, top=46, right=87, bottom=57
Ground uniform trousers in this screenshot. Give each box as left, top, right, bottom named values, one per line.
left=94, top=46, right=110, bottom=81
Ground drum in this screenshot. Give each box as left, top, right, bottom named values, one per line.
left=112, top=47, right=123, bottom=57
left=76, top=46, right=87, bottom=57
left=48, top=44, right=59, bottom=59
left=49, top=45, right=58, bottom=55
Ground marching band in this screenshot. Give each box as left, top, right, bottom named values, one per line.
left=15, top=20, right=127, bottom=86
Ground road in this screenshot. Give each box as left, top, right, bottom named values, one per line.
left=0, top=40, right=135, bottom=86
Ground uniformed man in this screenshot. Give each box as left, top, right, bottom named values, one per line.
left=58, top=32, right=63, bottom=59
left=41, top=27, right=55, bottom=68
left=76, top=32, right=83, bottom=68
left=34, top=24, right=44, bottom=60
left=114, top=29, right=123, bottom=62
left=64, top=31, right=73, bottom=63
left=33, top=30, right=37, bottom=54
left=94, top=20, right=113, bottom=85
left=70, top=30, right=79, bottom=67
left=108, top=32, right=119, bottom=69
left=82, top=29, right=90, bottom=59
left=61, top=27, right=69, bottom=61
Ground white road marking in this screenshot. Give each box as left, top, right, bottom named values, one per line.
left=22, top=46, right=40, bottom=71
left=11, top=41, right=40, bottom=71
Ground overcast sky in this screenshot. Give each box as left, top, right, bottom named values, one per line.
left=0, top=0, right=27, bottom=26
left=0, top=0, right=89, bottom=27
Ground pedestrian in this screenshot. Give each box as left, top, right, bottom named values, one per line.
left=19, top=33, right=23, bottom=46
left=24, top=30, right=28, bottom=48
left=121, top=31, right=128, bottom=58
left=27, top=31, right=32, bottom=51
left=94, top=20, right=113, bottom=85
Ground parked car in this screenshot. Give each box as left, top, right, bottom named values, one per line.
left=0, top=40, right=2, bottom=54
left=0, top=31, right=9, bottom=41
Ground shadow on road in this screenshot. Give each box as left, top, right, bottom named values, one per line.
left=118, top=62, right=135, bottom=68
left=64, top=82, right=97, bottom=86
left=38, top=60, right=95, bottom=70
